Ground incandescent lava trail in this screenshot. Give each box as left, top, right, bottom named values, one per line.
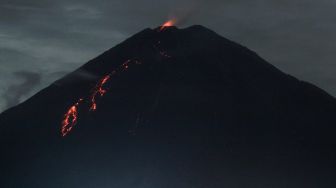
left=61, top=98, right=83, bottom=137
left=61, top=59, right=143, bottom=137
left=90, top=75, right=111, bottom=111
left=61, top=33, right=170, bottom=137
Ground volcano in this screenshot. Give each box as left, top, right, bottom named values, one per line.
left=1, top=25, right=336, bottom=188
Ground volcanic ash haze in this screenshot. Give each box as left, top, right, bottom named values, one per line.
left=0, top=25, right=336, bottom=188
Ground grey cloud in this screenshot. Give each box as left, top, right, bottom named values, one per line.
left=54, top=69, right=99, bottom=86
left=2, top=71, right=41, bottom=109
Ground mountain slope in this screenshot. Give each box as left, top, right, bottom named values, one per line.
left=0, top=25, right=336, bottom=188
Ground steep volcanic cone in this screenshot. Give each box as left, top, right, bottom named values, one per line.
left=0, top=25, right=336, bottom=188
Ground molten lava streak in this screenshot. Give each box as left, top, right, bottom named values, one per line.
left=90, top=75, right=111, bottom=111
left=61, top=59, right=143, bottom=137
left=159, top=20, right=175, bottom=31
left=61, top=98, right=83, bottom=137
left=89, top=59, right=134, bottom=111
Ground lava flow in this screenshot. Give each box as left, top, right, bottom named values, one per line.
left=90, top=75, right=111, bottom=111
left=61, top=59, right=142, bottom=137
left=61, top=98, right=83, bottom=137
left=90, top=59, right=133, bottom=111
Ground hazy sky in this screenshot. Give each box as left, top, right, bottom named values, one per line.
left=0, top=0, right=335, bottom=112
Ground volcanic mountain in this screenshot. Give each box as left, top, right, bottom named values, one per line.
left=0, top=25, right=335, bottom=188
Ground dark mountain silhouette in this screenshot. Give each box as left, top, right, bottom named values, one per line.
left=0, top=25, right=335, bottom=188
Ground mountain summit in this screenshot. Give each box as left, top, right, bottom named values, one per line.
left=1, top=25, right=336, bottom=187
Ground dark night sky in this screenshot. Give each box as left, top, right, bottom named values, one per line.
left=0, top=0, right=335, bottom=112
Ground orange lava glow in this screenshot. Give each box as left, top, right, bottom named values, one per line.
left=90, top=75, right=111, bottom=111
left=61, top=59, right=143, bottom=137
left=61, top=98, right=83, bottom=137
left=159, top=20, right=175, bottom=31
